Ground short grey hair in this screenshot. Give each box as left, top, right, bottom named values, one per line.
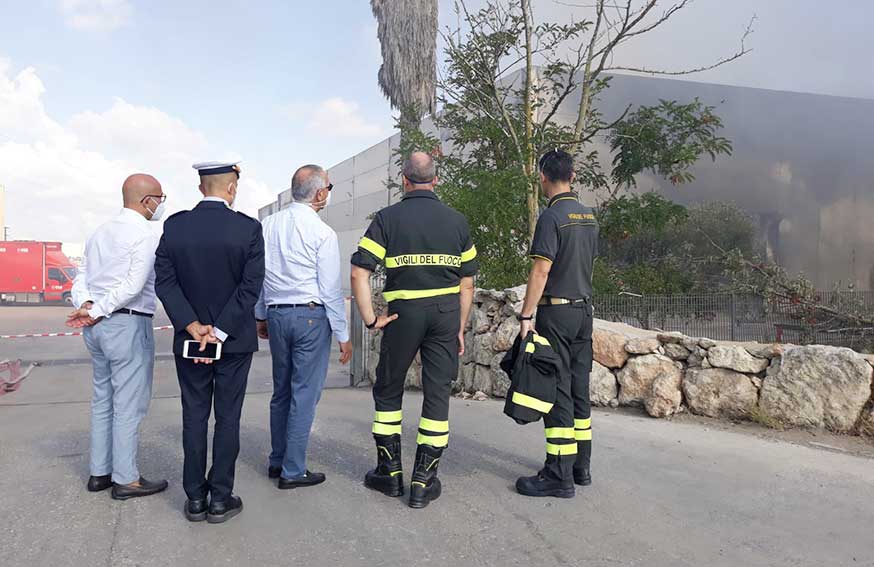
left=291, top=164, right=327, bottom=202
left=402, top=152, right=436, bottom=183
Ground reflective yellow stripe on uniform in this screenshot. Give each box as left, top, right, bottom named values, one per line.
left=525, top=342, right=535, bottom=353
left=544, top=427, right=575, bottom=440
left=376, top=410, right=403, bottom=423
left=372, top=422, right=402, bottom=435
left=546, top=442, right=578, bottom=456
left=575, top=429, right=593, bottom=441
left=417, top=433, right=449, bottom=447
left=373, top=409, right=402, bottom=436
left=461, top=245, right=477, bottom=262
left=512, top=391, right=553, bottom=414
left=531, top=334, right=550, bottom=347
left=419, top=417, right=449, bottom=433
left=574, top=418, right=591, bottom=430
left=385, top=254, right=461, bottom=269
left=382, top=286, right=461, bottom=302
left=358, top=237, right=386, bottom=260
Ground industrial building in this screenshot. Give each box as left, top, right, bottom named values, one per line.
left=259, top=72, right=874, bottom=292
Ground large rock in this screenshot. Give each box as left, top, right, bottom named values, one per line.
left=759, top=345, right=874, bottom=432
left=593, top=328, right=630, bottom=369
left=472, top=365, right=494, bottom=396
left=657, top=332, right=686, bottom=344
left=681, top=337, right=701, bottom=351
left=455, top=364, right=476, bottom=393
left=474, top=334, right=494, bottom=365
left=683, top=368, right=759, bottom=419
left=857, top=404, right=874, bottom=438
left=664, top=343, right=691, bottom=361
left=746, top=343, right=784, bottom=359
left=625, top=338, right=661, bottom=355
left=469, top=308, right=490, bottom=334
left=645, top=371, right=683, bottom=418
left=590, top=362, right=618, bottom=406
left=492, top=317, right=518, bottom=353
left=708, top=345, right=769, bottom=374
left=616, top=354, right=682, bottom=407
left=490, top=353, right=511, bottom=398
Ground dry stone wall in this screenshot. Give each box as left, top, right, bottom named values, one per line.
left=364, top=287, right=874, bottom=439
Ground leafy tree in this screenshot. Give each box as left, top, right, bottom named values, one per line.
left=433, top=0, right=750, bottom=287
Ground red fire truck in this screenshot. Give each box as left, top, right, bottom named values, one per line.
left=0, top=241, right=78, bottom=304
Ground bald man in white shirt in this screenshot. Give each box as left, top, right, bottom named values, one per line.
left=67, top=174, right=169, bottom=500
left=256, top=164, right=351, bottom=489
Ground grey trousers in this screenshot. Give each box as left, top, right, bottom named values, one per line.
left=83, top=314, right=155, bottom=484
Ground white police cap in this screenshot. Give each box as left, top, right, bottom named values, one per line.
left=192, top=161, right=241, bottom=177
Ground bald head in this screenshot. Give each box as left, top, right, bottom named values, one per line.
left=200, top=172, right=238, bottom=195
left=402, top=152, right=437, bottom=191
left=122, top=174, right=161, bottom=207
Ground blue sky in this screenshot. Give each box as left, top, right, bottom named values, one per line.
left=0, top=0, right=871, bottom=248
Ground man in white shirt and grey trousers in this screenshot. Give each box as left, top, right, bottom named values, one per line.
left=256, top=164, right=352, bottom=489
left=67, top=173, right=169, bottom=500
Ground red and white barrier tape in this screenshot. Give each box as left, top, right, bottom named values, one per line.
left=0, top=325, right=174, bottom=339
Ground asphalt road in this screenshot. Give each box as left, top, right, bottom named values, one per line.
left=1, top=361, right=873, bottom=567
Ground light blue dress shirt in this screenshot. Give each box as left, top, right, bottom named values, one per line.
left=255, top=203, right=349, bottom=343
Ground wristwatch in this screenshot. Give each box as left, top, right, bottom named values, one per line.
left=365, top=318, right=378, bottom=329
left=517, top=314, right=534, bottom=321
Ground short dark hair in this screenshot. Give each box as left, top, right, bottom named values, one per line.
left=538, top=148, right=574, bottom=182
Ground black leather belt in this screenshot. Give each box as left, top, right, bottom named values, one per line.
left=269, top=302, right=323, bottom=309
left=113, top=308, right=154, bottom=318
left=538, top=296, right=590, bottom=306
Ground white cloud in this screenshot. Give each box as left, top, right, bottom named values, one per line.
left=60, top=0, right=132, bottom=32
left=281, top=97, right=385, bottom=138
left=0, top=59, right=270, bottom=247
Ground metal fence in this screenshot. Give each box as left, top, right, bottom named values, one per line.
left=595, top=291, right=874, bottom=350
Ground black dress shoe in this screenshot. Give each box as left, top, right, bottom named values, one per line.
left=87, top=475, right=112, bottom=492
left=573, top=467, right=592, bottom=486
left=207, top=495, right=243, bottom=524
left=111, top=477, right=169, bottom=501
left=185, top=499, right=208, bottom=522
left=278, top=470, right=326, bottom=490
left=268, top=466, right=282, bottom=479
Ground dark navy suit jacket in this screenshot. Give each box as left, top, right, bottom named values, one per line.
left=155, top=200, right=265, bottom=355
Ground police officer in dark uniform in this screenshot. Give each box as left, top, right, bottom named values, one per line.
left=351, top=151, right=478, bottom=509
left=516, top=149, right=598, bottom=498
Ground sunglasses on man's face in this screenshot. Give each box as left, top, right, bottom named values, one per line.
left=141, top=194, right=166, bottom=204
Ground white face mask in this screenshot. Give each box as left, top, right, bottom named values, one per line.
left=311, top=188, right=331, bottom=209
left=146, top=198, right=166, bottom=221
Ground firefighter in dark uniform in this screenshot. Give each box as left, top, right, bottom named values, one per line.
left=350, top=151, right=478, bottom=509
left=516, top=149, right=598, bottom=498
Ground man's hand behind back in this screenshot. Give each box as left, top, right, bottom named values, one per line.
left=66, top=302, right=101, bottom=328
left=186, top=321, right=218, bottom=364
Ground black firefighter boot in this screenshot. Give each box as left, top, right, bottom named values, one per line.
left=408, top=444, right=443, bottom=509
left=516, top=455, right=575, bottom=499
left=364, top=434, right=404, bottom=497
left=573, top=440, right=592, bottom=486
